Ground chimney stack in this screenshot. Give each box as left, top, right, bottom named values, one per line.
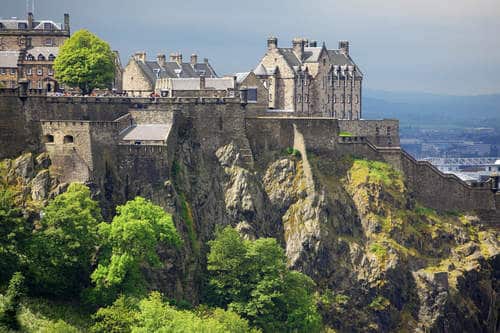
left=267, top=36, right=278, bottom=50
left=190, top=54, right=198, bottom=65
left=204, top=58, right=209, bottom=64
left=200, top=75, right=206, bottom=89
left=157, top=54, right=166, bottom=67
left=339, top=40, right=350, bottom=55
left=134, top=52, right=146, bottom=63
left=170, top=52, right=182, bottom=64
left=64, top=13, right=70, bottom=32
left=28, top=12, right=33, bottom=29
left=309, top=40, right=318, bottom=47
left=292, top=38, right=305, bottom=61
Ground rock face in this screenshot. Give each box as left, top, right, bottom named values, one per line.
left=3, top=143, right=498, bottom=332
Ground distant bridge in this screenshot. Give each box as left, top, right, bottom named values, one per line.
left=420, top=157, right=500, bottom=166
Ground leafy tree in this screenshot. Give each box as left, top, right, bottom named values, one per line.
left=54, top=29, right=115, bottom=95
left=207, top=227, right=322, bottom=332
left=90, top=197, right=182, bottom=304
left=91, top=295, right=138, bottom=333
left=0, top=272, right=25, bottom=330
left=0, top=187, right=29, bottom=283
left=28, top=183, right=102, bottom=297
left=132, top=292, right=257, bottom=333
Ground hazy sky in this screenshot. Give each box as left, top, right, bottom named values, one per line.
left=2, top=0, right=500, bottom=95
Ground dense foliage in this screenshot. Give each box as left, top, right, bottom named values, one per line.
left=0, top=272, right=25, bottom=330
left=54, top=30, right=115, bottom=95
left=27, top=183, right=102, bottom=297
left=92, top=292, right=258, bottom=333
left=0, top=188, right=28, bottom=282
left=207, top=227, right=322, bottom=332
left=89, top=197, right=182, bottom=304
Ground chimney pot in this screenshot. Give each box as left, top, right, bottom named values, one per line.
left=191, top=54, right=198, bottom=65
left=339, top=40, right=350, bottom=55
left=134, top=52, right=146, bottom=63
left=267, top=36, right=278, bottom=50
left=204, top=58, right=209, bottom=64
left=157, top=54, right=166, bottom=67
left=27, top=12, right=33, bottom=29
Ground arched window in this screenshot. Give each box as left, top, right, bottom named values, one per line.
left=38, top=54, right=45, bottom=61
left=43, top=134, right=54, bottom=143
left=26, top=54, right=34, bottom=61
left=63, top=135, right=74, bottom=144
left=48, top=54, right=55, bottom=61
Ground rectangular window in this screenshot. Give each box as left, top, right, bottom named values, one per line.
left=48, top=68, right=54, bottom=76
left=0, top=68, right=5, bottom=75
left=26, top=67, right=32, bottom=76
left=247, top=88, right=258, bottom=103
left=37, top=81, right=42, bottom=89
left=44, top=38, right=53, bottom=46
left=37, top=67, right=43, bottom=76
left=10, top=68, right=16, bottom=75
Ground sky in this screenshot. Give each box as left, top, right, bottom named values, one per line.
left=2, top=0, right=500, bottom=95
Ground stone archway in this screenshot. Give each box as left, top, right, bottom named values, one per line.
left=43, top=78, right=59, bottom=92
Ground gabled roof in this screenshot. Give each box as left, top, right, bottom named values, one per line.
left=254, top=63, right=268, bottom=76
left=234, top=72, right=250, bottom=84
left=0, top=51, right=20, bottom=68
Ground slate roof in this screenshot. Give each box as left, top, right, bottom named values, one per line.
left=121, top=124, right=172, bottom=142
left=0, top=51, right=20, bottom=68
left=234, top=72, right=250, bottom=84
left=0, top=19, right=62, bottom=30
left=134, top=57, right=218, bottom=86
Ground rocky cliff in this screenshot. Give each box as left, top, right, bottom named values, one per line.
left=2, top=138, right=498, bottom=332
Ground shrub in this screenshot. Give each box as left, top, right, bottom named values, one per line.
left=0, top=272, right=25, bottom=330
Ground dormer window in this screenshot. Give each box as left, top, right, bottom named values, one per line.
left=18, top=22, right=28, bottom=30
left=26, top=54, right=34, bottom=61
left=48, top=54, right=55, bottom=61
left=38, top=54, right=46, bottom=61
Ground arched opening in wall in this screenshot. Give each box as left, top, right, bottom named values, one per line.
left=63, top=135, right=74, bottom=144
left=43, top=134, right=54, bottom=143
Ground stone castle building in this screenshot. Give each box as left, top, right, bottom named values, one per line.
left=0, top=13, right=70, bottom=91
left=254, top=37, right=363, bottom=119
left=123, top=52, right=218, bottom=96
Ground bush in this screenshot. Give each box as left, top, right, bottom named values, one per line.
left=0, top=272, right=25, bottom=330
left=91, top=296, right=137, bottom=333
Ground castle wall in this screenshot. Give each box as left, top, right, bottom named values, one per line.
left=338, top=119, right=400, bottom=147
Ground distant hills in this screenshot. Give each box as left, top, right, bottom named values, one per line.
left=363, top=90, right=500, bottom=130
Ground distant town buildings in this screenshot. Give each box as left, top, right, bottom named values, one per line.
left=421, top=157, right=500, bottom=183
left=0, top=13, right=70, bottom=91
left=254, top=37, right=363, bottom=119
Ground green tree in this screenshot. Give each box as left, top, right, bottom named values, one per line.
left=207, top=227, right=322, bottom=332
left=54, top=29, right=115, bottom=95
left=0, top=187, right=29, bottom=283
left=28, top=183, right=102, bottom=297
left=0, top=272, right=25, bottom=330
left=91, top=295, right=138, bottom=333
left=131, top=292, right=257, bottom=333
left=90, top=197, right=181, bottom=304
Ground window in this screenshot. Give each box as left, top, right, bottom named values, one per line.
left=247, top=88, right=258, bottom=103
left=48, top=54, right=55, bottom=61
left=37, top=81, right=42, bottom=89
left=0, top=23, right=4, bottom=30
left=10, top=68, right=16, bottom=75
left=63, top=135, right=74, bottom=144
left=38, top=54, right=45, bottom=61
left=48, top=68, right=54, bottom=76
left=44, top=23, right=53, bottom=31
left=37, top=67, right=43, bottom=75
left=43, top=134, right=54, bottom=143
left=45, top=38, right=53, bottom=46
left=18, top=23, right=27, bottom=30
left=0, top=68, right=5, bottom=75
left=26, top=54, right=34, bottom=61
left=26, top=67, right=32, bottom=75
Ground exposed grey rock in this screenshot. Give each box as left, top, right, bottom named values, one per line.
left=31, top=169, right=51, bottom=201
left=12, top=153, right=34, bottom=182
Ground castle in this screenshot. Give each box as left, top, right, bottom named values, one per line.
left=0, top=26, right=498, bottom=227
